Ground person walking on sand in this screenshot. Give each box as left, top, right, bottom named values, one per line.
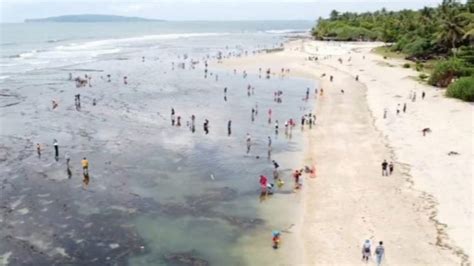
left=383, top=108, right=387, bottom=119
left=412, top=92, right=416, bottom=102
left=403, top=103, right=407, bottom=113
left=422, top=91, right=426, bottom=100
left=361, top=239, right=371, bottom=262
left=375, top=241, right=385, bottom=266
left=396, top=104, right=400, bottom=115
left=246, top=133, right=252, bottom=154
left=36, top=143, right=41, bottom=158
left=389, top=162, right=394, bottom=175
left=381, top=160, right=388, bottom=176
left=293, top=170, right=302, bottom=189
left=53, top=139, right=59, bottom=161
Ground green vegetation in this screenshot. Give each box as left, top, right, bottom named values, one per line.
left=312, top=0, right=474, bottom=101
left=373, top=46, right=405, bottom=59
left=419, top=73, right=429, bottom=80
left=428, top=57, right=466, bottom=87
left=446, top=76, right=474, bottom=101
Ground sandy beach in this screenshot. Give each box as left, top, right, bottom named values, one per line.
left=218, top=39, right=472, bottom=265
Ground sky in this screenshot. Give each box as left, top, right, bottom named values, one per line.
left=0, top=0, right=445, bottom=23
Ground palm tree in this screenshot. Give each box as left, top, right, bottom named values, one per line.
left=329, top=10, right=339, bottom=20
left=437, top=1, right=469, bottom=53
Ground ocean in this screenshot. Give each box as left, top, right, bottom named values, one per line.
left=0, top=21, right=316, bottom=265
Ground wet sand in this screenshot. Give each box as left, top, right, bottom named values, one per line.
left=218, top=40, right=470, bottom=265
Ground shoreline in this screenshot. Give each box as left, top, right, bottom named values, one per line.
left=217, top=39, right=471, bottom=264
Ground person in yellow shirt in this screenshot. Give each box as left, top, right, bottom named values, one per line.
left=81, top=157, right=89, bottom=173
left=81, top=157, right=89, bottom=189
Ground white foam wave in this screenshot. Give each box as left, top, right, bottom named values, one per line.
left=56, top=32, right=228, bottom=51
left=265, top=29, right=310, bottom=34
left=19, top=50, right=38, bottom=58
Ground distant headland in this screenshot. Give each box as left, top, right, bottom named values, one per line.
left=24, top=14, right=164, bottom=23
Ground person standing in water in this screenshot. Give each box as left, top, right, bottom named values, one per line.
left=267, top=136, right=272, bottom=158
left=36, top=143, right=41, bottom=158
left=53, top=139, right=59, bottom=161
left=227, top=120, right=232, bottom=136
left=274, top=120, right=279, bottom=134
left=171, top=108, right=176, bottom=124
left=374, top=241, right=385, bottom=266
left=81, top=157, right=89, bottom=189
left=246, top=133, right=252, bottom=154
left=191, top=115, right=196, bottom=133
left=65, top=152, right=71, bottom=178
left=65, top=152, right=70, bottom=168
left=203, top=119, right=209, bottom=134
left=82, top=157, right=89, bottom=175
left=268, top=108, right=272, bottom=124
left=259, top=175, right=268, bottom=195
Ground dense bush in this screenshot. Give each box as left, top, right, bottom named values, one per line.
left=446, top=76, right=474, bottom=101
left=428, top=58, right=465, bottom=87
left=403, top=63, right=411, bottom=68
left=402, top=37, right=432, bottom=58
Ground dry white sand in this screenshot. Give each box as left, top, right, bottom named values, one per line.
left=216, top=39, right=472, bottom=265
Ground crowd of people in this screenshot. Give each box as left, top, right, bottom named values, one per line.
left=35, top=48, right=393, bottom=264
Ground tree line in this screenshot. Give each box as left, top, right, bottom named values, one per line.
left=312, top=0, right=474, bottom=101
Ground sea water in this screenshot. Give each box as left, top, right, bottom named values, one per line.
left=0, top=21, right=316, bottom=265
